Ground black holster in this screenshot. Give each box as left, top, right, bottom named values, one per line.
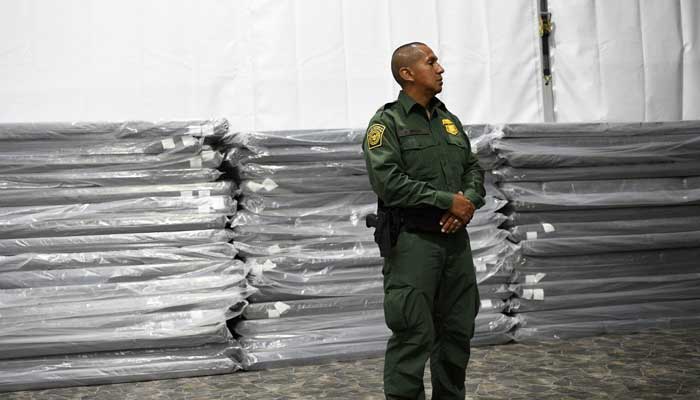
left=365, top=201, right=403, bottom=257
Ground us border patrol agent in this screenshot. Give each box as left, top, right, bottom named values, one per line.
left=363, top=42, right=485, bottom=400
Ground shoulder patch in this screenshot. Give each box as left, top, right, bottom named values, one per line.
left=442, top=119, right=459, bottom=135
left=367, top=124, right=386, bottom=149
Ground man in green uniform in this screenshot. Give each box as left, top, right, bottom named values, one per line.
left=363, top=42, right=485, bottom=400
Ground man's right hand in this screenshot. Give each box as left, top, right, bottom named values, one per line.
left=449, top=192, right=475, bottom=223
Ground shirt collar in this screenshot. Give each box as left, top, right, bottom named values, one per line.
left=398, top=90, right=446, bottom=116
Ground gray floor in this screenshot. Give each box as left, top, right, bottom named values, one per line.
left=2, top=327, right=699, bottom=400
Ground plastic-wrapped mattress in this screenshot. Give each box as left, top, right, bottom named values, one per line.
left=501, top=177, right=700, bottom=210
left=0, top=243, right=239, bottom=271
left=0, top=342, right=244, bottom=393
left=0, top=168, right=222, bottom=189
left=0, top=119, right=228, bottom=141
left=0, top=181, right=237, bottom=206
left=0, top=229, right=235, bottom=256
left=513, top=299, right=700, bottom=341
left=239, top=310, right=517, bottom=369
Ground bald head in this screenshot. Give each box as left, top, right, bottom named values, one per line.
left=391, top=42, right=428, bottom=86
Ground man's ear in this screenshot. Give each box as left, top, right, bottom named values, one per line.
left=399, top=67, right=414, bottom=83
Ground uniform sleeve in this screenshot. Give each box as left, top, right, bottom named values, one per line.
left=455, top=117, right=486, bottom=209
left=362, top=113, right=454, bottom=209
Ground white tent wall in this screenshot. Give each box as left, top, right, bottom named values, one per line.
left=549, top=0, right=700, bottom=121
left=0, top=0, right=543, bottom=130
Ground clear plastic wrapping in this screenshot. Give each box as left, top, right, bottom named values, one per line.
left=249, top=279, right=511, bottom=303
left=0, top=168, right=222, bottom=190
left=0, top=136, right=202, bottom=156
left=0, top=196, right=236, bottom=225
left=516, top=261, right=698, bottom=282
left=244, top=253, right=382, bottom=273
left=512, top=273, right=700, bottom=298
left=498, top=121, right=700, bottom=138
left=493, top=161, right=700, bottom=182
left=243, top=295, right=385, bottom=319
left=513, top=299, right=700, bottom=341
left=0, top=243, right=239, bottom=271
left=227, top=144, right=363, bottom=165
left=492, top=134, right=700, bottom=167
left=239, top=311, right=517, bottom=369
left=0, top=229, right=235, bottom=256
left=511, top=284, right=700, bottom=313
left=240, top=175, right=371, bottom=195
left=500, top=177, right=700, bottom=210
left=0, top=213, right=229, bottom=239
left=0, top=259, right=244, bottom=289
left=236, top=309, right=514, bottom=338
left=0, top=342, right=244, bottom=392
left=0, top=119, right=229, bottom=141
left=0, top=149, right=223, bottom=174
left=0, top=181, right=236, bottom=207
left=240, top=190, right=377, bottom=214
left=243, top=295, right=508, bottom=320
left=0, top=275, right=254, bottom=359
left=510, top=204, right=700, bottom=225
left=520, top=230, right=700, bottom=256
left=509, top=216, right=700, bottom=242
left=515, top=247, right=700, bottom=270
left=234, top=228, right=509, bottom=258
left=222, top=129, right=364, bottom=148
left=238, top=160, right=367, bottom=179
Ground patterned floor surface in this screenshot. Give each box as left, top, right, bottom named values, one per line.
left=2, top=327, right=699, bottom=400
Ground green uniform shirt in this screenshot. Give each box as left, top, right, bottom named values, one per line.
left=362, top=91, right=485, bottom=211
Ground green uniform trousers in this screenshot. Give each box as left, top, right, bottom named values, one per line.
left=383, top=228, right=480, bottom=400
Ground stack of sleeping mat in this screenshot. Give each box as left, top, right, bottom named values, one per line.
left=0, top=120, right=254, bottom=392
left=222, top=128, right=518, bottom=369
left=486, top=122, right=700, bottom=341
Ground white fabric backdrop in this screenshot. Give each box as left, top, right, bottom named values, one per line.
left=0, top=0, right=544, bottom=129
left=550, top=0, right=700, bottom=121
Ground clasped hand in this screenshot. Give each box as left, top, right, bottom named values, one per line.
left=440, top=191, right=475, bottom=234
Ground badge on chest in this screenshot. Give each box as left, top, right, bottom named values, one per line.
left=442, top=119, right=459, bottom=135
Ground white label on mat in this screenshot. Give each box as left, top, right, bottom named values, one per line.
left=274, top=301, right=291, bottom=314
left=480, top=299, right=493, bottom=309
left=542, top=223, right=555, bottom=233
left=190, top=158, right=202, bottom=168
left=267, top=309, right=281, bottom=318
left=212, top=197, right=226, bottom=209
left=261, top=178, right=279, bottom=192
left=533, top=288, right=544, bottom=300
left=525, top=273, right=546, bottom=284
left=180, top=191, right=193, bottom=198
left=161, top=138, right=175, bottom=149
left=182, top=136, right=197, bottom=146
left=526, top=231, right=538, bottom=240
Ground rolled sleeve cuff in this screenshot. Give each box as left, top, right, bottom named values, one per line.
left=434, top=190, right=454, bottom=210
left=462, top=189, right=485, bottom=209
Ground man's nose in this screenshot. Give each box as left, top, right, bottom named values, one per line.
left=436, top=63, right=444, bottom=74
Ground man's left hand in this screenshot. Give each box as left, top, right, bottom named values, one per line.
left=440, top=212, right=465, bottom=234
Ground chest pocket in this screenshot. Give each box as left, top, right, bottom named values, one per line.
left=398, top=129, right=439, bottom=180
left=398, top=129, right=436, bottom=150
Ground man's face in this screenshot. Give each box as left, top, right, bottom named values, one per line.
left=408, top=45, right=444, bottom=95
